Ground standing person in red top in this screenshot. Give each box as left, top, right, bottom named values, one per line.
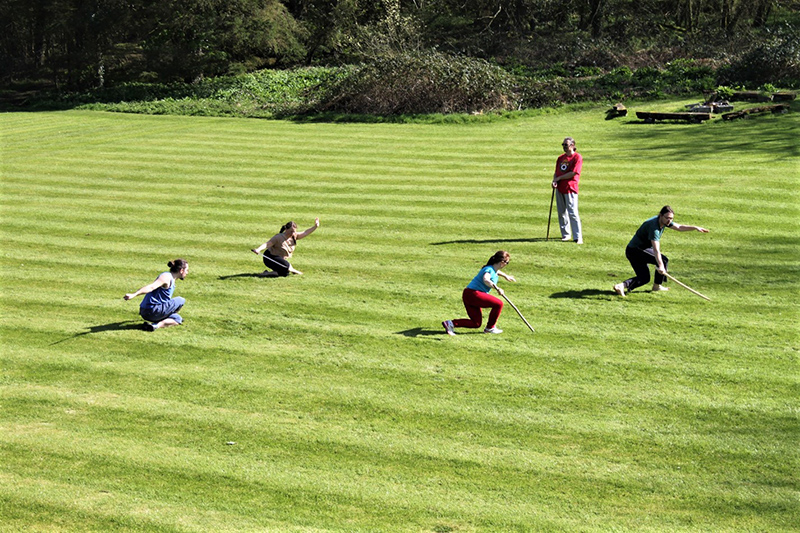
left=552, top=137, right=583, bottom=244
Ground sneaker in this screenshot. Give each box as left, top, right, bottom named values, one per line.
left=561, top=236, right=571, bottom=242
left=142, top=322, right=157, bottom=332
left=483, top=326, right=503, bottom=334
left=575, top=239, right=584, bottom=244
left=652, top=284, right=669, bottom=292
left=442, top=320, right=456, bottom=336
left=613, top=283, right=626, bottom=297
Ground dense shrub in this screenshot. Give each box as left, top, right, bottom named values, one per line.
left=516, top=78, right=572, bottom=108
left=18, top=67, right=345, bottom=113
left=4, top=55, right=790, bottom=118
left=312, top=51, right=519, bottom=114
left=663, top=59, right=716, bottom=93
left=717, top=24, right=800, bottom=88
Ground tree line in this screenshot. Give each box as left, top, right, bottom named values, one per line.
left=1, top=0, right=794, bottom=90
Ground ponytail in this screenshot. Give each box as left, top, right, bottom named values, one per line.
left=167, top=259, right=188, bottom=273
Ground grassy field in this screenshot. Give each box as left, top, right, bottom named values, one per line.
left=1, top=101, right=798, bottom=532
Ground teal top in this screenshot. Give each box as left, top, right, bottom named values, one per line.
left=466, top=265, right=498, bottom=293
left=628, top=216, right=673, bottom=249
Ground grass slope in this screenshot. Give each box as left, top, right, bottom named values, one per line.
left=1, top=101, right=798, bottom=532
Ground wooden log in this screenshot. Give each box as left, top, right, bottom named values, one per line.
left=636, top=111, right=711, bottom=123
left=721, top=104, right=789, bottom=121
left=733, top=91, right=773, bottom=102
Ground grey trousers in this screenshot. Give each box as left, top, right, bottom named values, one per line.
left=556, top=191, right=582, bottom=241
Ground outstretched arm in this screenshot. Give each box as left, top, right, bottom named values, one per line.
left=670, top=223, right=709, bottom=233
left=498, top=270, right=516, bottom=283
left=124, top=273, right=170, bottom=300
left=252, top=235, right=278, bottom=255
left=296, top=218, right=320, bottom=239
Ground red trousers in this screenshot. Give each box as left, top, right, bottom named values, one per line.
left=453, top=288, right=503, bottom=329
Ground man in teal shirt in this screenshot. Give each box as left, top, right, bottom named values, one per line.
left=614, top=206, right=709, bottom=296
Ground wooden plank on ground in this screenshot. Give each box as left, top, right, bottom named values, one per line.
left=721, top=104, right=790, bottom=121
left=635, top=111, right=711, bottom=123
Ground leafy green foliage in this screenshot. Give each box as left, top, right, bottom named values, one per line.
left=714, top=85, right=736, bottom=99
left=717, top=23, right=800, bottom=88
left=311, top=50, right=519, bottom=114
left=21, top=67, right=347, bottom=117
left=4, top=0, right=797, bottom=93
left=4, top=58, right=787, bottom=118
left=140, top=0, right=306, bottom=81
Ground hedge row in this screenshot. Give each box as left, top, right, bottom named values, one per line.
left=5, top=36, right=798, bottom=116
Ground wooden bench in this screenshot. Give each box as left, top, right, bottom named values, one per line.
left=732, top=91, right=773, bottom=102
left=635, top=111, right=712, bottom=123
left=772, top=92, right=797, bottom=102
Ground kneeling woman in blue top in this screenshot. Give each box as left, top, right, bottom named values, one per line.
left=124, top=259, right=189, bottom=331
left=443, top=251, right=517, bottom=335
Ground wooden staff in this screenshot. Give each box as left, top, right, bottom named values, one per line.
left=499, top=292, right=535, bottom=333
left=663, top=272, right=711, bottom=301
left=546, top=187, right=555, bottom=240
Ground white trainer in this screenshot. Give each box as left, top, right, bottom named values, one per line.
left=483, top=326, right=503, bottom=334
left=442, top=320, right=456, bottom=336
left=613, top=283, right=626, bottom=297
left=652, top=284, right=669, bottom=292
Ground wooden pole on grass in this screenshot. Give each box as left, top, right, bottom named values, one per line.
left=546, top=187, right=555, bottom=240
left=499, top=292, right=535, bottom=333
left=663, top=272, right=711, bottom=301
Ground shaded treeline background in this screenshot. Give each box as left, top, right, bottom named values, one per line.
left=2, top=0, right=799, bottom=91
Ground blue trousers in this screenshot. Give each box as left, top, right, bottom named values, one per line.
left=140, top=297, right=185, bottom=324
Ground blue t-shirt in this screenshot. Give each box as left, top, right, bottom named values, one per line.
left=466, top=265, right=498, bottom=293
left=628, top=216, right=673, bottom=250
left=141, top=273, right=174, bottom=309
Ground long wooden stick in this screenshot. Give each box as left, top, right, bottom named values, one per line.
left=663, top=272, right=711, bottom=301
left=253, top=251, right=285, bottom=269
left=500, top=293, right=535, bottom=332
left=546, top=187, right=555, bottom=240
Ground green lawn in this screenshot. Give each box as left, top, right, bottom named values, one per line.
left=1, top=102, right=798, bottom=532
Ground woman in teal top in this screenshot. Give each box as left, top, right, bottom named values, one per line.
left=614, top=206, right=708, bottom=296
left=443, top=251, right=517, bottom=335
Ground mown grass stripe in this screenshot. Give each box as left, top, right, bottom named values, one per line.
left=2, top=103, right=798, bottom=531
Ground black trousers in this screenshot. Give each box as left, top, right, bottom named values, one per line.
left=262, top=252, right=291, bottom=277
left=623, top=246, right=669, bottom=291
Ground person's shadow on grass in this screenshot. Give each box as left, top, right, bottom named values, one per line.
left=549, top=289, right=614, bottom=299
left=397, top=327, right=447, bottom=337
left=218, top=272, right=279, bottom=280
left=50, top=320, right=148, bottom=345
left=431, top=238, right=549, bottom=246
left=397, top=327, right=486, bottom=337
